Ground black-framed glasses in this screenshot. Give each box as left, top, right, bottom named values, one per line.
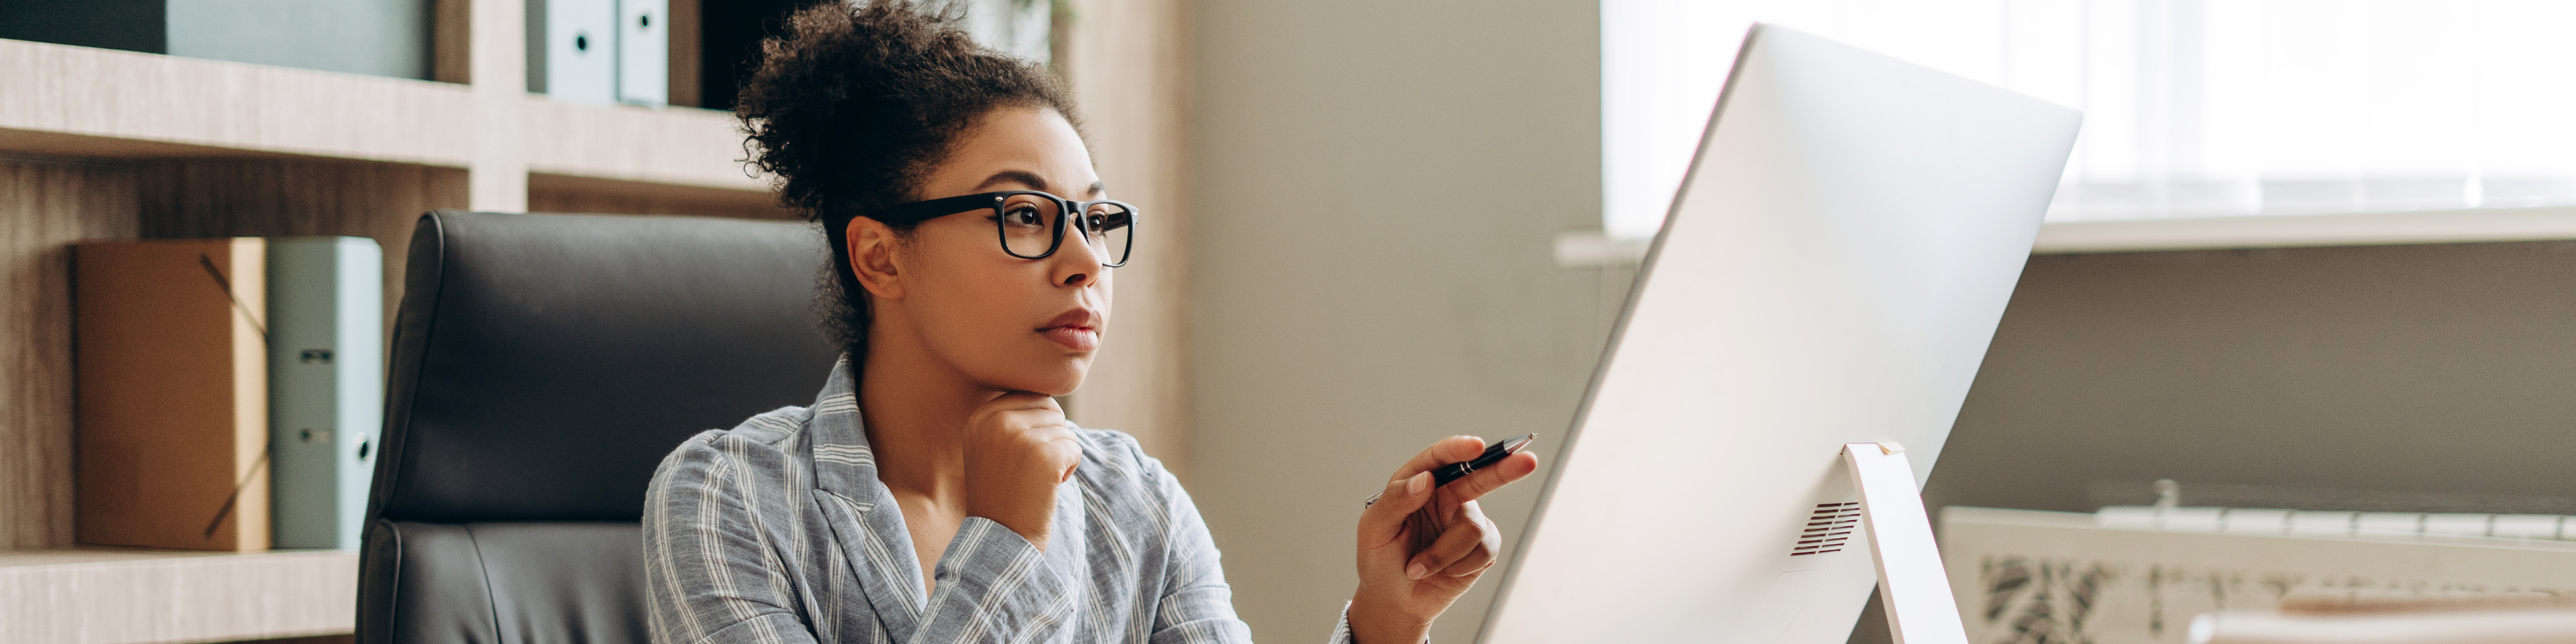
left=872, top=191, right=1137, bottom=267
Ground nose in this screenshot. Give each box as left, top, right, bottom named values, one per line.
left=1053, top=227, right=1106, bottom=286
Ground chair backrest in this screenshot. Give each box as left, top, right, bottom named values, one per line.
left=359, top=211, right=840, bottom=644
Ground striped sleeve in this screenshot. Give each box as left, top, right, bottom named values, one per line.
left=643, top=433, right=819, bottom=644
left=1100, top=441, right=1273, bottom=644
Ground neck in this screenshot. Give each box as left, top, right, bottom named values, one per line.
left=857, top=310, right=1003, bottom=499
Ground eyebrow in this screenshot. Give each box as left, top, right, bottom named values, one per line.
left=971, top=170, right=1108, bottom=198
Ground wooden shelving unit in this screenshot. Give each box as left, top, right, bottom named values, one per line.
left=0, top=9, right=780, bottom=641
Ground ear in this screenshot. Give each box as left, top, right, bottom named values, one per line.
left=847, top=217, right=907, bottom=301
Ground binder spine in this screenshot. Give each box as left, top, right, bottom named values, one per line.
left=266, top=237, right=382, bottom=549
left=616, top=0, right=667, bottom=105
left=530, top=0, right=618, bottom=103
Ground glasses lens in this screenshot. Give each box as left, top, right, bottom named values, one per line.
left=1085, top=202, right=1136, bottom=266
left=997, top=193, right=1063, bottom=258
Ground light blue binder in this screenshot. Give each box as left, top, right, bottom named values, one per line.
left=616, top=0, right=668, bottom=106
left=266, top=237, right=383, bottom=550
left=525, top=0, right=665, bottom=105
left=528, top=0, right=619, bottom=104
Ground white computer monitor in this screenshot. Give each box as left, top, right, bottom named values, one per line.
left=1476, top=24, right=2081, bottom=644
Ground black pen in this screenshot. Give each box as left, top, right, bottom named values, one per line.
left=1362, top=433, right=1537, bottom=508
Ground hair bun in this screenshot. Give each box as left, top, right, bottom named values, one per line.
left=733, top=0, right=1078, bottom=357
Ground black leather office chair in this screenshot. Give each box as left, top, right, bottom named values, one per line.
left=360, top=211, right=841, bottom=643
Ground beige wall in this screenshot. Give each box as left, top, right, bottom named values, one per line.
left=1185, top=1, right=1608, bottom=641
left=1930, top=240, right=2576, bottom=517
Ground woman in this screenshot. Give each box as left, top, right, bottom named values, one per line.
left=640, top=3, right=1541, bottom=643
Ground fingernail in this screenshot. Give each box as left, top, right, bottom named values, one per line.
left=1408, top=472, right=1430, bottom=495
left=1407, top=562, right=1429, bottom=579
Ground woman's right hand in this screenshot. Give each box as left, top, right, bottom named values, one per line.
left=1348, top=436, right=1541, bottom=644
left=961, top=392, right=1083, bottom=550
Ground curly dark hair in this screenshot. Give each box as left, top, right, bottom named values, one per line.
left=736, top=0, right=1080, bottom=360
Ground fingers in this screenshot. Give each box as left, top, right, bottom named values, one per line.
left=970, top=393, right=1070, bottom=443
left=1027, top=407, right=1081, bottom=482
left=1387, top=436, right=1492, bottom=482
left=1430, top=451, right=1540, bottom=504
left=986, top=390, right=1062, bottom=409
left=963, top=390, right=1082, bottom=490
left=1405, top=501, right=1494, bottom=579
left=1358, top=471, right=1434, bottom=548
left=1433, top=502, right=1503, bottom=577
left=1040, top=431, right=1082, bottom=482
left=979, top=391, right=1071, bottom=417
left=979, top=393, right=1074, bottom=439
left=959, top=392, right=1085, bottom=549
left=1359, top=438, right=1540, bottom=564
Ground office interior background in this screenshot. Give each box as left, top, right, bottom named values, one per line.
left=5, top=0, right=2576, bottom=643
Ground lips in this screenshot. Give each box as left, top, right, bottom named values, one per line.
left=1038, top=309, right=1101, bottom=352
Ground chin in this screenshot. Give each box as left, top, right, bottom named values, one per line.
left=991, top=362, right=1089, bottom=398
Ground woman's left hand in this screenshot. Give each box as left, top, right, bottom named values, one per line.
left=1347, top=436, right=1542, bottom=644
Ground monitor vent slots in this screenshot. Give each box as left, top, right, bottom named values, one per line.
left=1791, top=502, right=1860, bottom=556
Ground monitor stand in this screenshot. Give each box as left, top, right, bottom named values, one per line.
left=1841, top=442, right=1970, bottom=644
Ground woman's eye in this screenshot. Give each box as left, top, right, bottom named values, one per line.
left=1003, top=206, right=1045, bottom=226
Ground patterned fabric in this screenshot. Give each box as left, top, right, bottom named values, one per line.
left=643, top=357, right=1356, bottom=644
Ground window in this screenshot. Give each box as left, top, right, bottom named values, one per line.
left=1602, top=0, right=2576, bottom=239
left=964, top=0, right=1053, bottom=64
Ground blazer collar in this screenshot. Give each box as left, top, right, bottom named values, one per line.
left=807, top=356, right=880, bottom=500
left=804, top=356, right=934, bottom=632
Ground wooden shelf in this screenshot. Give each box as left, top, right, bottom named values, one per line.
left=0, top=38, right=765, bottom=197
left=0, top=40, right=475, bottom=166
left=2033, top=205, right=2576, bottom=254
left=0, top=548, right=358, bottom=644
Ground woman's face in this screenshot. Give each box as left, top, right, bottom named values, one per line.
left=861, top=106, right=1112, bottom=396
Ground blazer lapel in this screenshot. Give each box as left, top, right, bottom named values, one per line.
left=805, top=360, right=930, bottom=641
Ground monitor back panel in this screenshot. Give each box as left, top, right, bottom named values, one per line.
left=1477, top=24, right=2080, bottom=644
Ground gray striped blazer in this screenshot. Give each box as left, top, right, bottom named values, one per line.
left=643, top=358, right=1356, bottom=644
